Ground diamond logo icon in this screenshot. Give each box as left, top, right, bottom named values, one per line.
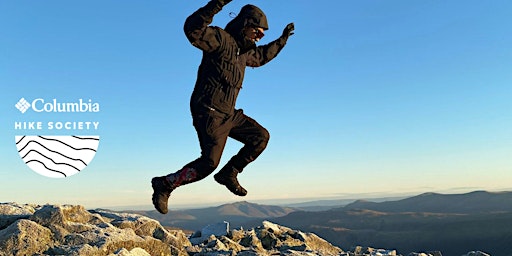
left=15, top=98, right=30, bottom=113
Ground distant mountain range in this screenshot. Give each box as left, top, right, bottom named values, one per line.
left=273, top=190, right=512, bottom=256
left=132, top=201, right=297, bottom=232
left=282, top=196, right=407, bottom=212
left=132, top=190, right=512, bottom=256
left=341, top=190, right=512, bottom=213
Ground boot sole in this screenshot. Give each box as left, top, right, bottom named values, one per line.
left=151, top=177, right=170, bottom=214
left=214, top=174, right=248, bottom=196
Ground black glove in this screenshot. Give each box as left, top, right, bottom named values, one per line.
left=282, top=23, right=295, bottom=39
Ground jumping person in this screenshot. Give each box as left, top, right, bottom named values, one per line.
left=151, top=0, right=294, bottom=214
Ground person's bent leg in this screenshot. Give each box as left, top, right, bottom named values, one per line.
left=152, top=110, right=229, bottom=214
left=151, top=157, right=216, bottom=214
left=214, top=111, right=270, bottom=196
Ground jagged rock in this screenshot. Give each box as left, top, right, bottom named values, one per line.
left=91, top=209, right=191, bottom=250
left=0, top=219, right=53, bottom=256
left=0, top=203, right=39, bottom=216
left=463, top=251, right=490, bottom=256
left=229, top=228, right=247, bottom=242
left=189, top=221, right=229, bottom=245
left=236, top=251, right=261, bottom=256
left=408, top=251, right=442, bottom=256
left=350, top=246, right=404, bottom=256
left=0, top=203, right=190, bottom=256
left=109, top=247, right=151, bottom=256
left=282, top=250, right=324, bottom=256
left=238, top=229, right=265, bottom=253
left=350, top=246, right=398, bottom=256
left=206, top=235, right=229, bottom=251
left=218, top=236, right=245, bottom=252
left=258, top=221, right=344, bottom=255
left=203, top=221, right=230, bottom=237
left=187, top=235, right=242, bottom=255
left=0, top=202, right=40, bottom=229
left=48, top=244, right=100, bottom=256
left=187, top=220, right=344, bottom=256
left=29, top=204, right=106, bottom=242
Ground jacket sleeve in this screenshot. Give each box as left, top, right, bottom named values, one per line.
left=245, top=36, right=288, bottom=67
left=183, top=0, right=230, bottom=52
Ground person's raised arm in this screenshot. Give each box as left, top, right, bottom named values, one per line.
left=246, top=23, right=295, bottom=67
left=183, top=0, right=232, bottom=52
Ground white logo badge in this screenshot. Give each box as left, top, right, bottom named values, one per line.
left=14, top=97, right=101, bottom=178
left=15, top=136, right=100, bottom=178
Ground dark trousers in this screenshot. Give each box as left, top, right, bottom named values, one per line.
left=182, top=108, right=269, bottom=182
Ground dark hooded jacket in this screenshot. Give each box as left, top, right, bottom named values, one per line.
left=184, top=0, right=290, bottom=115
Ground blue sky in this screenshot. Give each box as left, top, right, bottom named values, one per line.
left=1, top=0, right=511, bottom=209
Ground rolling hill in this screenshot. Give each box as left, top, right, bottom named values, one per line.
left=270, top=191, right=512, bottom=255
left=341, top=190, right=512, bottom=213
left=134, top=201, right=299, bottom=231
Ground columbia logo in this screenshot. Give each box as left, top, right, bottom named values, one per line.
left=15, top=98, right=30, bottom=114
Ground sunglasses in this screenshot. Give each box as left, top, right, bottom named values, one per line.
left=247, top=27, right=265, bottom=40
left=255, top=29, right=265, bottom=39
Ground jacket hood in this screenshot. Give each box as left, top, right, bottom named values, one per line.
left=225, top=4, right=268, bottom=51
left=226, top=4, right=268, bottom=32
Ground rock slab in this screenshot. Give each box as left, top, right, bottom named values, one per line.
left=0, top=203, right=190, bottom=256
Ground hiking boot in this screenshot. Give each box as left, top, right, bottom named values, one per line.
left=152, top=167, right=199, bottom=214
left=151, top=176, right=174, bottom=214
left=214, top=167, right=247, bottom=196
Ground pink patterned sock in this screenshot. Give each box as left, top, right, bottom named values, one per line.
left=165, top=167, right=198, bottom=188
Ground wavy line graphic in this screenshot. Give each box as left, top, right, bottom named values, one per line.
left=38, top=136, right=97, bottom=151
left=25, top=159, right=67, bottom=177
left=15, top=135, right=100, bottom=178
left=72, top=135, right=100, bottom=141
left=22, top=150, right=82, bottom=172
left=17, top=139, right=88, bottom=166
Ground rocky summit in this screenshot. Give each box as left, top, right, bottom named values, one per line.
left=0, top=203, right=492, bottom=256
left=0, top=203, right=342, bottom=256
left=187, top=220, right=344, bottom=255
left=0, top=203, right=189, bottom=256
